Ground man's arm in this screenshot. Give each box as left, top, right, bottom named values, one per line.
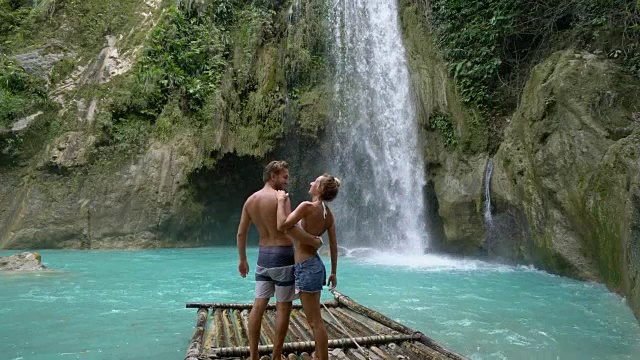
left=237, top=201, right=251, bottom=278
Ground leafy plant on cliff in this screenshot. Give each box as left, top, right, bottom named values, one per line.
left=431, top=0, right=515, bottom=112
left=0, top=55, right=49, bottom=129
left=0, top=55, right=58, bottom=164
left=1, top=0, right=143, bottom=58
left=132, top=5, right=228, bottom=115
left=428, top=111, right=458, bottom=148
left=284, top=0, right=333, bottom=138
left=430, top=0, right=640, bottom=115
left=92, top=0, right=331, bottom=159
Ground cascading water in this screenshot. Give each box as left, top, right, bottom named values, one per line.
left=484, top=159, right=494, bottom=224
left=327, top=0, right=428, bottom=253
left=288, top=0, right=301, bottom=23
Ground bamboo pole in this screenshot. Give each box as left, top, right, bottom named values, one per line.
left=206, top=334, right=418, bottom=358
left=232, top=309, right=248, bottom=347
left=347, top=348, right=369, bottom=360
left=334, top=307, right=395, bottom=336
left=222, top=310, right=237, bottom=347
left=214, top=309, right=225, bottom=347
left=184, top=307, right=208, bottom=360
left=203, top=309, right=217, bottom=350
left=186, top=301, right=339, bottom=310
left=260, top=311, right=276, bottom=345
left=401, top=340, right=452, bottom=359
left=369, top=346, right=396, bottom=360
left=330, top=290, right=467, bottom=360
left=328, top=307, right=376, bottom=337
left=288, top=310, right=313, bottom=342
left=320, top=307, right=347, bottom=339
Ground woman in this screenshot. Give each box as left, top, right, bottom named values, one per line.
left=275, top=173, right=341, bottom=360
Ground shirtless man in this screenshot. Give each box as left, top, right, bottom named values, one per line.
left=236, top=160, right=321, bottom=360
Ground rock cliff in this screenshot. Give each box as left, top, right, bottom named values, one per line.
left=0, top=0, right=330, bottom=249
left=399, top=2, right=640, bottom=319
left=492, top=50, right=640, bottom=318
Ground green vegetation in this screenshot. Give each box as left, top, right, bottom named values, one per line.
left=132, top=5, right=228, bottom=115
left=400, top=0, right=639, bottom=154
left=0, top=0, right=53, bottom=49
left=92, top=0, right=331, bottom=162
left=427, top=111, right=458, bottom=148
left=431, top=0, right=515, bottom=112
left=0, top=54, right=59, bottom=165
left=1, top=0, right=143, bottom=58
left=0, top=0, right=162, bottom=163
left=0, top=55, right=49, bottom=129
left=430, top=0, right=639, bottom=114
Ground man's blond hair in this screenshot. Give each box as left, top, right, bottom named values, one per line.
left=262, top=160, right=289, bottom=183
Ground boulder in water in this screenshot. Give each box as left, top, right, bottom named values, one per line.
left=0, top=252, right=48, bottom=271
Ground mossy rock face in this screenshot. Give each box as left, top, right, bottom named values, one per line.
left=584, top=130, right=640, bottom=320
left=0, top=0, right=332, bottom=249
left=492, top=49, right=640, bottom=319
left=431, top=153, right=487, bottom=253
left=399, top=0, right=488, bottom=251
left=0, top=133, right=200, bottom=250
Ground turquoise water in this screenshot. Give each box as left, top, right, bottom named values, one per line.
left=1, top=248, right=639, bottom=360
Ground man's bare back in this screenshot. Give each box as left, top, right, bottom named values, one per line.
left=245, top=187, right=293, bottom=247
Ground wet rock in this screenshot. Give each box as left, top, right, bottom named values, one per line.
left=40, top=131, right=97, bottom=171
left=0, top=252, right=47, bottom=271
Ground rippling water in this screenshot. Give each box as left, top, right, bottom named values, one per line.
left=1, top=248, right=638, bottom=359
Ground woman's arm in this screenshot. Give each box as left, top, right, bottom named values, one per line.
left=276, top=191, right=321, bottom=248
left=276, top=191, right=311, bottom=231
left=326, top=211, right=338, bottom=289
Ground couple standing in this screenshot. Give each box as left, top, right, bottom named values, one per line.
left=236, top=160, right=341, bottom=360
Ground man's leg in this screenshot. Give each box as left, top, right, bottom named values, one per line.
left=300, top=292, right=328, bottom=360
left=248, top=297, right=269, bottom=360
left=272, top=301, right=293, bottom=360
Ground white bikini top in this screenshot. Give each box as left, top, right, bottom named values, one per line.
left=321, top=201, right=327, bottom=219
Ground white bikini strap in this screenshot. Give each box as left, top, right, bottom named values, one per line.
left=322, top=201, right=327, bottom=219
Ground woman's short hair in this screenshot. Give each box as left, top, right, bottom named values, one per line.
left=263, top=160, right=289, bottom=182
left=318, top=173, right=341, bottom=201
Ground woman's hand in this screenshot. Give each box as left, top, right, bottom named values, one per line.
left=327, top=273, right=337, bottom=289
left=276, top=190, right=288, bottom=201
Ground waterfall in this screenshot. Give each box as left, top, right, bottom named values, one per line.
left=483, top=159, right=494, bottom=224
left=288, top=0, right=301, bottom=23
left=327, top=0, right=428, bottom=253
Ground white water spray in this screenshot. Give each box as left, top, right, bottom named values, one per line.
left=327, top=0, right=428, bottom=254
left=484, top=159, right=494, bottom=224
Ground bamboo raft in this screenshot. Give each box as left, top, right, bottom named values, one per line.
left=185, top=290, right=467, bottom=360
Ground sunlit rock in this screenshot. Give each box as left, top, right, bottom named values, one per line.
left=0, top=252, right=47, bottom=271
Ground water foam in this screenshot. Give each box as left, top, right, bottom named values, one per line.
left=338, top=246, right=519, bottom=272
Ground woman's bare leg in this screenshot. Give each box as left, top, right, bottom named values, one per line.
left=300, top=292, right=328, bottom=360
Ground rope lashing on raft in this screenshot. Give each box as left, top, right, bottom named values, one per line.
left=321, top=300, right=368, bottom=357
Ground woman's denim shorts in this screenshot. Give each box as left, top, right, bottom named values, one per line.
left=294, top=255, right=326, bottom=293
